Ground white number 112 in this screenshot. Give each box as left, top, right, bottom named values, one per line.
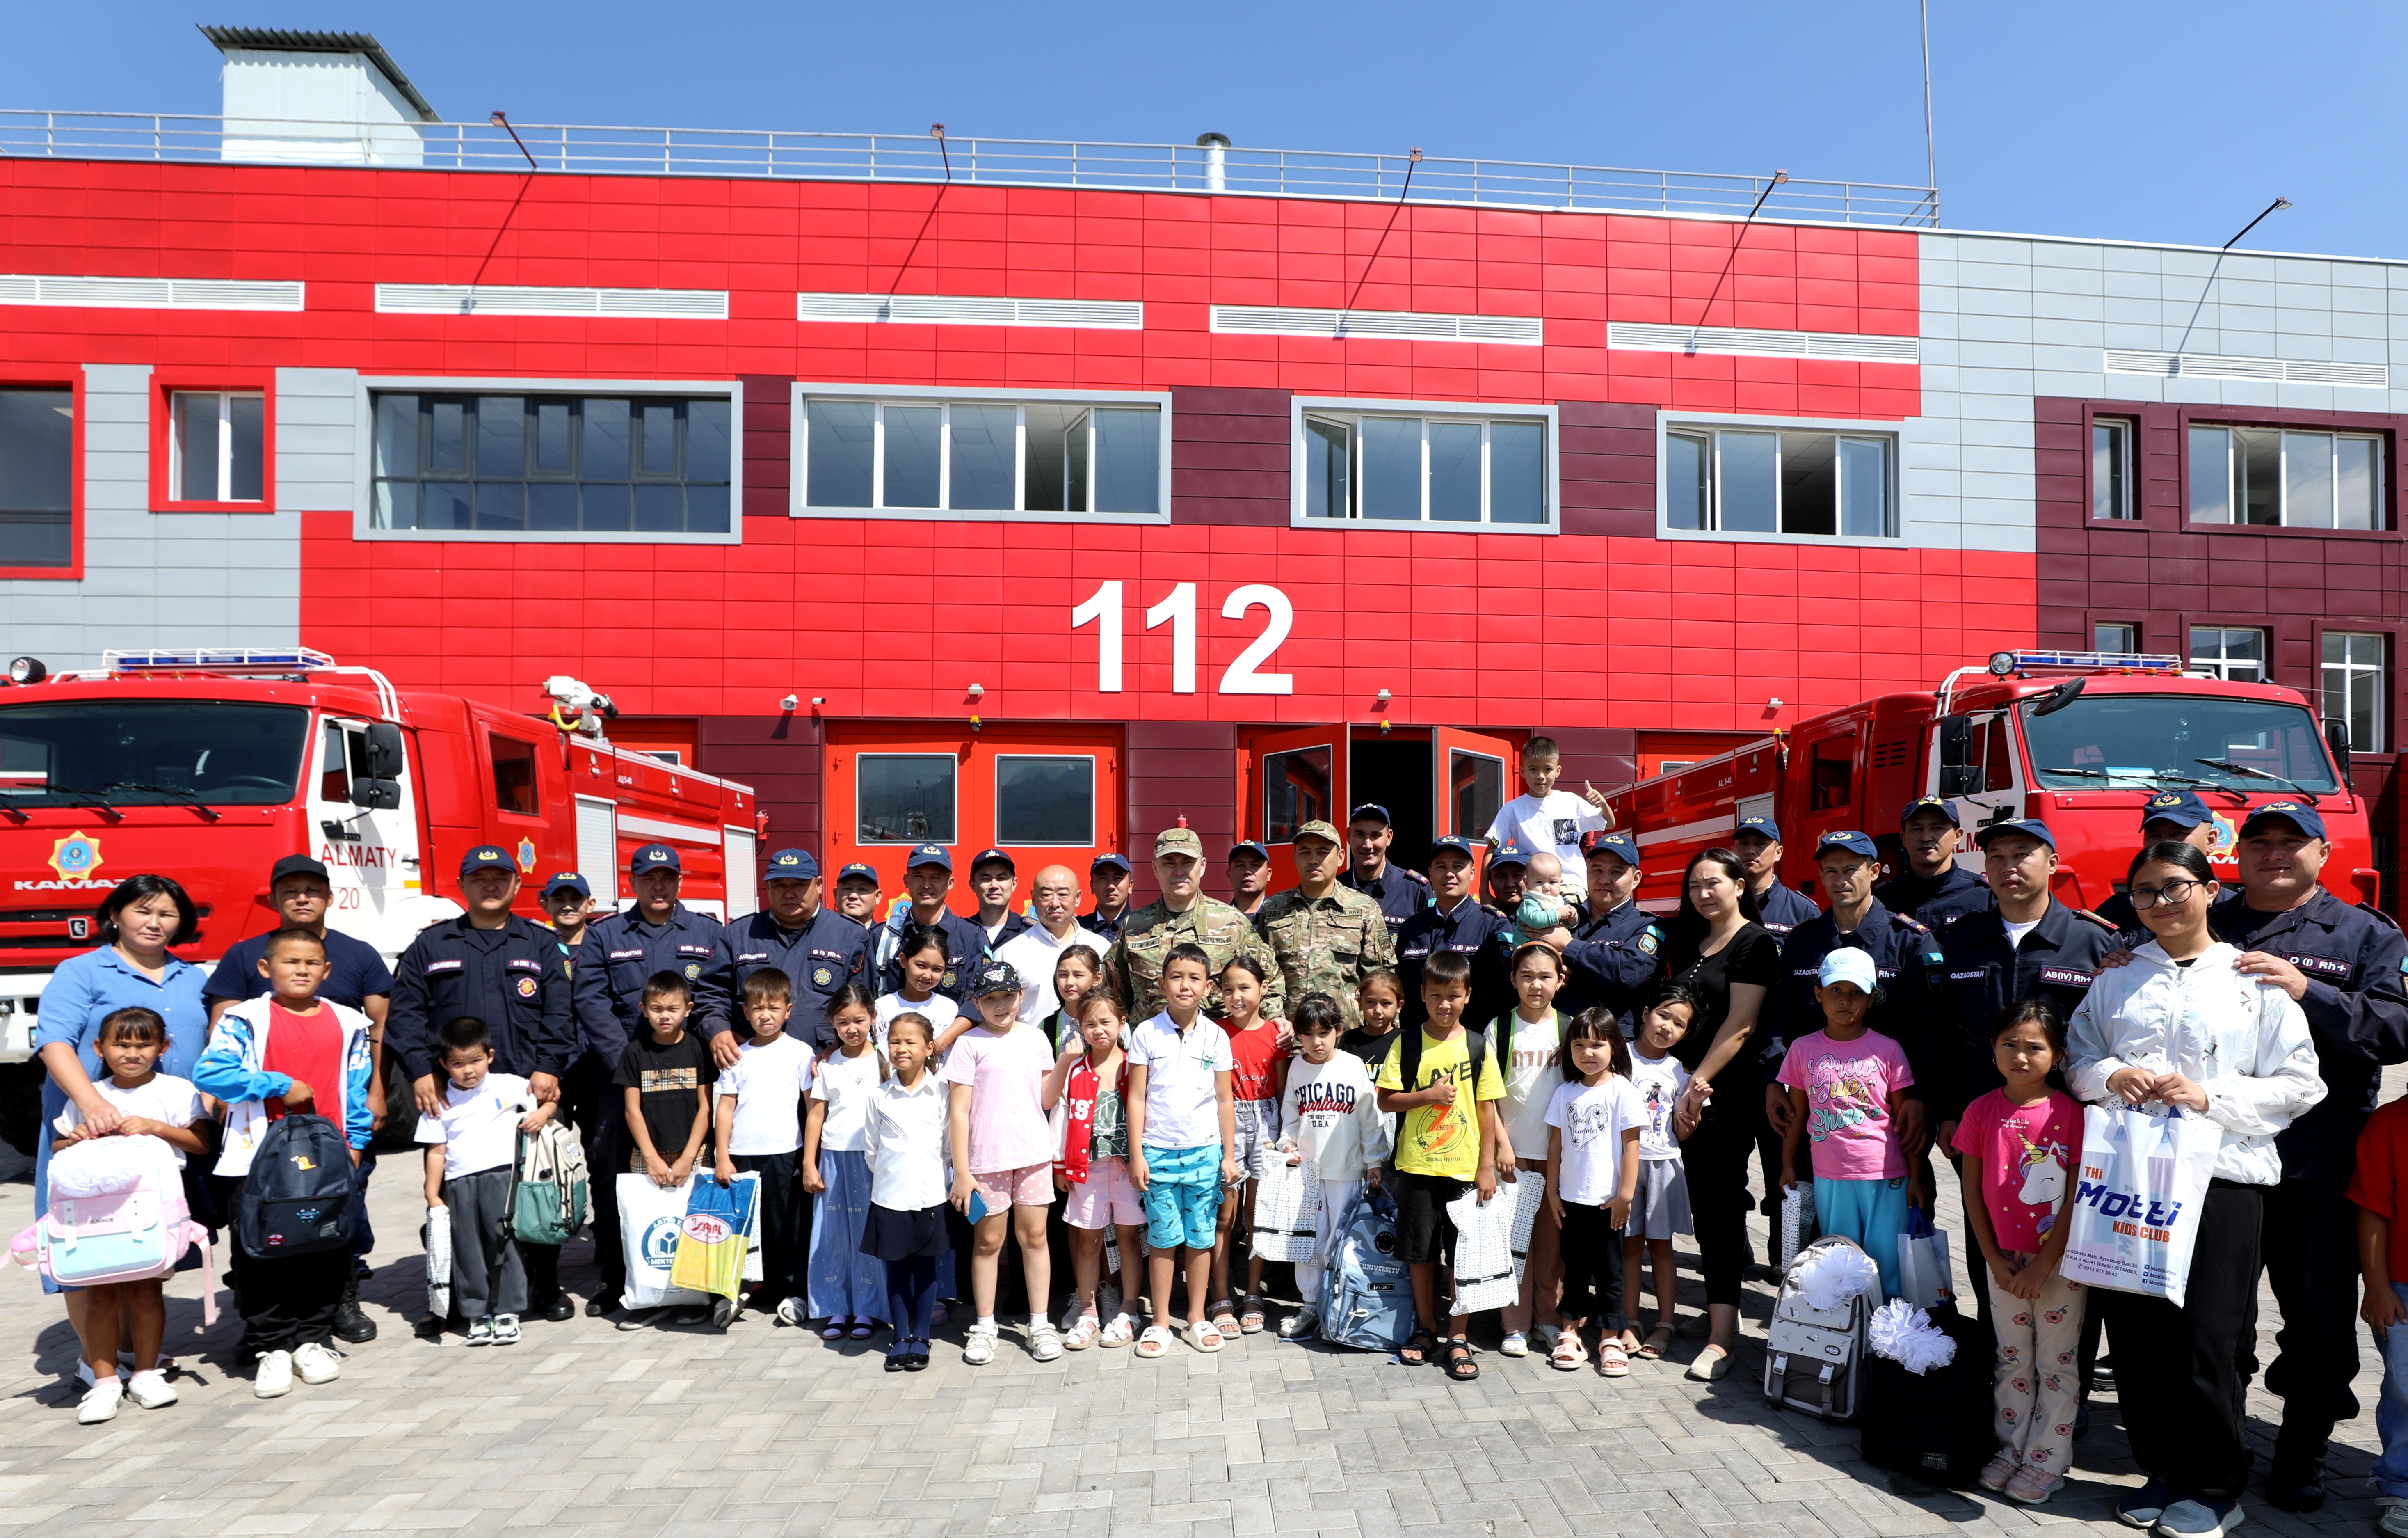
left=1070, top=581, right=1293, bottom=696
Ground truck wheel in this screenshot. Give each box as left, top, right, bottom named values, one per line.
left=0, top=1060, right=44, bottom=1158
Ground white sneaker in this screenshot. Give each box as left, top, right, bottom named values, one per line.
left=253, top=1349, right=294, bottom=1398
left=124, top=1369, right=177, bottom=1410
left=465, top=1317, right=495, bottom=1347
left=489, top=1314, right=521, bottom=1346
left=292, top=1342, right=343, bottom=1385
left=776, top=1297, right=807, bottom=1327
left=76, top=1378, right=123, bottom=1424
left=1277, top=1308, right=1320, bottom=1339
left=962, top=1323, right=998, bottom=1366
left=2379, top=1503, right=2408, bottom=1538
left=1499, top=1331, right=1530, bottom=1358
left=1027, top=1322, right=1064, bottom=1362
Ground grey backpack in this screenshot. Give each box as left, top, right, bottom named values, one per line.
left=1763, top=1235, right=1871, bottom=1421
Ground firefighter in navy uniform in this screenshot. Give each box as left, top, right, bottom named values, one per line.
left=1547, top=832, right=1665, bottom=1028
left=873, top=844, right=990, bottom=1010
left=570, top=842, right=728, bottom=1317
left=387, top=845, right=577, bottom=1323
left=1731, top=815, right=1818, bottom=937
left=1394, top=835, right=1512, bottom=1032
left=1875, top=796, right=1992, bottom=931
left=2205, top=802, right=2408, bottom=1512
left=2092, top=790, right=2221, bottom=941
left=968, top=847, right=1033, bottom=949
left=1338, top=802, right=1430, bottom=941
left=1083, top=853, right=1136, bottom=941
left=832, top=862, right=884, bottom=931
left=697, top=848, right=870, bottom=1052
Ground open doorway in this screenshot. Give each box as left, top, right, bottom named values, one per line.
left=1350, top=731, right=1433, bottom=871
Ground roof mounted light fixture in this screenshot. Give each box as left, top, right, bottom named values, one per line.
left=489, top=110, right=537, bottom=170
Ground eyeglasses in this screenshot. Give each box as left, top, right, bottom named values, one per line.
left=2129, top=878, right=2206, bottom=909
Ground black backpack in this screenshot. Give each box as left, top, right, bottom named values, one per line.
left=1857, top=1303, right=1999, bottom=1485
left=239, top=1113, right=359, bottom=1260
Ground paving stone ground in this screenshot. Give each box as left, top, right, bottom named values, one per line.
left=0, top=1085, right=2393, bottom=1538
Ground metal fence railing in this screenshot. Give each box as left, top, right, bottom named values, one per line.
left=0, top=110, right=1942, bottom=227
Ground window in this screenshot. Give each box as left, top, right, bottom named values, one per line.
left=319, top=721, right=352, bottom=803
left=0, top=388, right=73, bottom=568
left=0, top=700, right=307, bottom=807
left=2095, top=622, right=2138, bottom=654
left=489, top=734, right=539, bottom=815
left=1262, top=745, right=1332, bottom=844
left=1298, top=406, right=1551, bottom=528
left=171, top=391, right=264, bottom=503
left=2189, top=425, right=2383, bottom=529
left=2023, top=692, right=2339, bottom=795
left=2323, top=631, right=2386, bottom=753
left=2092, top=417, right=2134, bottom=520
left=857, top=753, right=957, bottom=844
left=1808, top=737, right=1854, bottom=810
left=800, top=396, right=1162, bottom=516
left=1665, top=426, right=1894, bottom=537
left=2189, top=626, right=2267, bottom=683
left=1448, top=747, right=1505, bottom=837
left=372, top=392, right=731, bottom=534
left=994, top=756, right=1095, bottom=846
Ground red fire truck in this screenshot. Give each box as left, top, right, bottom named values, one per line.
left=0, top=648, right=758, bottom=1144
left=1609, top=650, right=2377, bottom=916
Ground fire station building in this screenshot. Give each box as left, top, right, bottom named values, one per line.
left=5, top=30, right=2407, bottom=903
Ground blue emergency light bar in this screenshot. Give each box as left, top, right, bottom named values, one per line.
left=1986, top=649, right=2182, bottom=676
left=104, top=647, right=337, bottom=673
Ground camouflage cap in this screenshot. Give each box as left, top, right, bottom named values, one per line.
left=1154, top=827, right=1204, bottom=858
left=1293, top=819, right=1343, bottom=847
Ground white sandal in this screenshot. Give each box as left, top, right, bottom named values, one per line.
left=1187, top=1318, right=1226, bottom=1353
left=1097, top=1314, right=1136, bottom=1349
left=1135, top=1323, right=1174, bottom=1358
left=1064, top=1312, right=1102, bottom=1350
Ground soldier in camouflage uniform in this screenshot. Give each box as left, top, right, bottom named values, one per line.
left=1110, top=827, right=1285, bottom=1023
left=1257, top=819, right=1396, bottom=1030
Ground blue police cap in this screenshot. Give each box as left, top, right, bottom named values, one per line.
left=969, top=847, right=1014, bottom=874
left=765, top=848, right=819, bottom=881
left=1973, top=817, right=2056, bottom=851
left=459, top=845, right=515, bottom=878
left=1581, top=831, right=1640, bottom=866
left=1900, top=796, right=1961, bottom=829
left=2140, top=790, right=2214, bottom=832
left=2240, top=801, right=2327, bottom=840
left=1816, top=831, right=1880, bottom=859
left=1229, top=840, right=1270, bottom=862
left=1349, top=803, right=1393, bottom=828
left=907, top=843, right=953, bottom=872
left=1430, top=835, right=1477, bottom=861
left=629, top=843, right=680, bottom=876
left=1490, top=842, right=1532, bottom=870
left=1735, top=815, right=1782, bottom=842
left=1090, top=852, right=1132, bottom=874
left=835, top=862, right=879, bottom=884
left=541, top=872, right=591, bottom=898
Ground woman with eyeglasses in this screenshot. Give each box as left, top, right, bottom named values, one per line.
left=2067, top=840, right=2325, bottom=1538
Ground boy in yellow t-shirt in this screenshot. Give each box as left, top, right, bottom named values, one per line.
left=1374, top=948, right=1505, bottom=1381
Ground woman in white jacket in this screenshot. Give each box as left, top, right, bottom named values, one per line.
left=2068, top=841, right=2324, bottom=1537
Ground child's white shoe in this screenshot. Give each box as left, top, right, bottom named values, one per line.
left=1277, top=1308, right=1320, bottom=1339
left=962, top=1323, right=998, bottom=1365
left=1498, top=1331, right=1529, bottom=1357
left=1027, top=1321, right=1064, bottom=1362
left=124, top=1369, right=177, bottom=1409
left=292, top=1342, right=343, bottom=1385
left=253, top=1349, right=294, bottom=1398
left=776, top=1297, right=806, bottom=1327
left=76, top=1377, right=123, bottom=1424
left=465, top=1317, right=495, bottom=1347
left=489, top=1314, right=521, bottom=1346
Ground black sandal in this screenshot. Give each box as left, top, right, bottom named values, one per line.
left=1399, top=1328, right=1437, bottom=1366
left=1442, top=1337, right=1478, bottom=1381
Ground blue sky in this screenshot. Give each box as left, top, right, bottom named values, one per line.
left=7, top=1, right=2402, bottom=258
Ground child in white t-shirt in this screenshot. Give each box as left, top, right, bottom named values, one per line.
left=1542, top=1008, right=1647, bottom=1377
left=1624, top=986, right=1698, bottom=1361
left=803, top=983, right=887, bottom=1337
left=1484, top=735, right=1612, bottom=891
left=416, top=1016, right=551, bottom=1346
left=1494, top=941, right=1569, bottom=1358
left=711, top=969, right=816, bottom=1330
left=1272, top=993, right=1390, bottom=1340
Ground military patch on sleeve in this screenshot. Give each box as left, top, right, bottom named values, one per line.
left=1639, top=928, right=1661, bottom=954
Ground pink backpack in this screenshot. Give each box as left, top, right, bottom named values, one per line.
left=11, top=1136, right=214, bottom=1320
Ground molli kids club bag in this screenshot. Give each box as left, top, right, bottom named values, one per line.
left=2058, top=1101, right=2219, bottom=1305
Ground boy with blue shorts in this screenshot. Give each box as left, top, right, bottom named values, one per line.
left=1124, top=943, right=1236, bottom=1357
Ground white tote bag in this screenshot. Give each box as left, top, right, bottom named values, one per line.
left=2058, top=1102, right=2221, bottom=1306
left=617, top=1172, right=710, bottom=1311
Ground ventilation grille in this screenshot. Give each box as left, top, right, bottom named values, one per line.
left=796, top=292, right=1143, bottom=330
left=2104, top=349, right=2388, bottom=389
left=0, top=273, right=305, bottom=311
left=1871, top=739, right=1912, bottom=769
left=1209, top=305, right=1543, bottom=346
left=375, top=284, right=729, bottom=319
left=1608, top=321, right=1919, bottom=364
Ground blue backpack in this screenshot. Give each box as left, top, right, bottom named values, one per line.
left=1318, top=1185, right=1415, bottom=1353
left=239, top=1113, right=359, bottom=1260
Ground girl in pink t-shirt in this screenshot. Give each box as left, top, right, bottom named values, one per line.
left=1776, top=950, right=1917, bottom=1299
left=1950, top=999, right=2085, bottom=1504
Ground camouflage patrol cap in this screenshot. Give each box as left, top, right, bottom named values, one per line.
left=1154, top=827, right=1204, bottom=858
left=1293, top=819, right=1342, bottom=847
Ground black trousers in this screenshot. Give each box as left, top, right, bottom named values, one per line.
left=229, top=1176, right=347, bottom=1354
left=733, top=1151, right=803, bottom=1302
left=2258, top=1174, right=2365, bottom=1466
left=2095, top=1179, right=2263, bottom=1499
left=581, top=1062, right=630, bottom=1293
left=1558, top=1202, right=1627, bottom=1330
left=1684, top=1097, right=1761, bottom=1307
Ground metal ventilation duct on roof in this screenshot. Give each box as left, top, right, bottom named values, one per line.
left=795, top=293, right=1144, bottom=329
left=0, top=273, right=305, bottom=311
left=1608, top=321, right=1919, bottom=364
left=1209, top=305, right=1542, bottom=345
left=2104, top=349, right=2387, bottom=389
left=375, top=284, right=729, bottom=319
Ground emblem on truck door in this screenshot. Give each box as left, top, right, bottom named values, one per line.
left=47, top=832, right=103, bottom=884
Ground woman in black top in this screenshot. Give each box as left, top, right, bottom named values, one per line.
left=1665, top=848, right=1782, bottom=1378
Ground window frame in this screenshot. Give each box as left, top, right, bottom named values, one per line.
left=790, top=382, right=1172, bottom=526
left=2182, top=418, right=2391, bottom=533
left=2320, top=627, right=2387, bottom=755
left=2187, top=624, right=2270, bottom=683
left=1654, top=410, right=1904, bottom=545
left=150, top=372, right=274, bottom=513
left=350, top=376, right=743, bottom=544
left=0, top=368, right=84, bottom=581
left=1289, top=396, right=1558, bottom=533
left=2094, top=620, right=2140, bottom=654
left=854, top=751, right=962, bottom=846
left=992, top=753, right=1098, bottom=849
left=2088, top=413, right=2136, bottom=521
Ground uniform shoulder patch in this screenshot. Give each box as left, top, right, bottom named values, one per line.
left=2072, top=909, right=2118, bottom=931
left=1896, top=915, right=1929, bottom=934
left=2360, top=902, right=2405, bottom=936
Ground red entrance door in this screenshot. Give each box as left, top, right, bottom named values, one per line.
left=1241, top=724, right=1346, bottom=890
left=1433, top=726, right=1518, bottom=888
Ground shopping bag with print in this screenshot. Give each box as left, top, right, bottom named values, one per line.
left=669, top=1171, right=759, bottom=1300
left=423, top=1203, right=453, bottom=1320
left=1895, top=1204, right=1953, bottom=1309
left=2058, top=1101, right=2219, bottom=1306
left=1249, top=1156, right=1321, bottom=1263
left=1446, top=1172, right=1546, bottom=1315
left=616, top=1172, right=708, bottom=1311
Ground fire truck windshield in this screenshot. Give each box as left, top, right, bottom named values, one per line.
left=2022, top=693, right=2339, bottom=795
left=0, top=700, right=310, bottom=809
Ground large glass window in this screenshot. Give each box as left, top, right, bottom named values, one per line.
left=2190, top=626, right=2267, bottom=683
left=171, top=391, right=265, bottom=503
left=0, top=388, right=73, bottom=568
left=2323, top=630, right=2386, bottom=754
left=802, top=398, right=1160, bottom=515
left=857, top=754, right=957, bottom=844
left=2092, top=417, right=2134, bottom=520
left=2022, top=693, right=2340, bottom=796
left=371, top=391, right=731, bottom=534
left=1300, top=412, right=1549, bottom=526
left=2189, top=425, right=2383, bottom=529
left=1665, top=426, right=1894, bottom=536
left=994, top=756, right=1095, bottom=846
left=0, top=700, right=308, bottom=807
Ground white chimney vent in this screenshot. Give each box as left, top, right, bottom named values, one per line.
left=201, top=26, right=438, bottom=167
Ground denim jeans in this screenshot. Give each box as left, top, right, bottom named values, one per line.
left=2373, top=1282, right=2408, bottom=1499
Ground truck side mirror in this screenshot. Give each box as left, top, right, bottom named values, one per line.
left=1936, top=715, right=1977, bottom=795
left=351, top=778, right=402, bottom=810
left=2326, top=718, right=2355, bottom=790
left=363, top=722, right=405, bottom=779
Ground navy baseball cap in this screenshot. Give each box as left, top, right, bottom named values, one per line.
left=1490, top=842, right=1532, bottom=870
left=907, top=843, right=953, bottom=872
left=1090, top=852, right=1132, bottom=874
left=1816, top=831, right=1879, bottom=859
left=969, top=958, right=1023, bottom=997
left=541, top=872, right=591, bottom=898
left=629, top=843, right=681, bottom=875
left=1974, top=817, right=2057, bottom=851
left=2240, top=801, right=2327, bottom=840
left=1900, top=795, right=1961, bottom=829
left=1429, top=834, right=1477, bottom=861
left=1581, top=831, right=1640, bottom=867
left=270, top=854, right=332, bottom=886
left=1348, top=803, right=1393, bottom=828
left=1228, top=840, right=1270, bottom=862
left=459, top=845, right=515, bottom=878
left=765, top=848, right=819, bottom=881
left=2140, top=790, right=2214, bottom=831
left=835, top=862, right=880, bottom=884
left=969, top=847, right=1014, bottom=874
left=1734, top=815, right=1782, bottom=842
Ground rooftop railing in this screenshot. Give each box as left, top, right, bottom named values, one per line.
left=0, top=110, right=1942, bottom=227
